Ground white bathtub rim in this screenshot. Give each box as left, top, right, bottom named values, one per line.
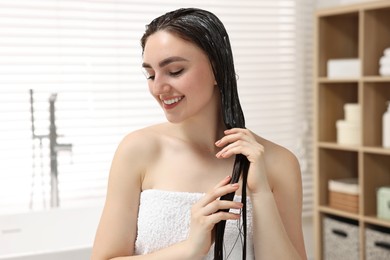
left=0, top=244, right=91, bottom=259
left=0, top=206, right=102, bottom=258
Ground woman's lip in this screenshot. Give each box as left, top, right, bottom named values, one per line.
left=161, top=96, right=184, bottom=109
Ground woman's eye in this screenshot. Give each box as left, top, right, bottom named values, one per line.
left=142, top=69, right=155, bottom=80
left=169, top=69, right=184, bottom=77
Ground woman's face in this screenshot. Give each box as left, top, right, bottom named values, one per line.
left=142, top=30, right=218, bottom=124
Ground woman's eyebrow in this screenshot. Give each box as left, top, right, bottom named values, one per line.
left=142, top=56, right=188, bottom=69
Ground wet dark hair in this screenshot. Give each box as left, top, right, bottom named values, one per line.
left=141, top=8, right=250, bottom=260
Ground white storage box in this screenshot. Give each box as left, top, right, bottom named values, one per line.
left=327, top=58, right=361, bottom=78
left=323, top=216, right=360, bottom=260
left=344, top=103, right=361, bottom=122
left=365, top=226, right=390, bottom=260
left=336, top=120, right=361, bottom=145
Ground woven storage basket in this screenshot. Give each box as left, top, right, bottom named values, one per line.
left=328, top=178, right=359, bottom=213
left=323, top=216, right=359, bottom=260
left=365, top=226, right=390, bottom=260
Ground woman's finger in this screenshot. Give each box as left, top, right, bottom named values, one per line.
left=195, top=177, right=238, bottom=208
left=208, top=211, right=241, bottom=224
left=202, top=199, right=243, bottom=216
left=215, top=132, right=252, bottom=148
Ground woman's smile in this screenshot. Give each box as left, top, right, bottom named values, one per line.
left=161, top=96, right=185, bottom=109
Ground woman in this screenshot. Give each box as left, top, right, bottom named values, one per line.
left=92, top=8, right=307, bottom=260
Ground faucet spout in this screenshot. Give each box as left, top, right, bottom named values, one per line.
left=54, top=143, right=72, bottom=152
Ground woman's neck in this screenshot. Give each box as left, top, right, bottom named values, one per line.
left=173, top=115, right=226, bottom=154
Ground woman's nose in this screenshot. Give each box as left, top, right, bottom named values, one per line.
left=151, top=75, right=171, bottom=94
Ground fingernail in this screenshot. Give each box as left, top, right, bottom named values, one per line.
left=215, top=140, right=221, bottom=145
left=231, top=183, right=239, bottom=188
left=225, top=175, right=231, bottom=180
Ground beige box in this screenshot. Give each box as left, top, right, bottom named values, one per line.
left=329, top=191, right=359, bottom=213
left=344, top=103, right=361, bottom=122
left=336, top=120, right=361, bottom=145
left=329, top=178, right=359, bottom=213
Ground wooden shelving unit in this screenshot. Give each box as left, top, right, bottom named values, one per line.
left=314, top=1, right=390, bottom=259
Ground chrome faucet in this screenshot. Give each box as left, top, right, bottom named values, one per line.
left=29, top=90, right=72, bottom=209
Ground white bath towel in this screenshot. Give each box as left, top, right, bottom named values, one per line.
left=380, top=65, right=390, bottom=76
left=384, top=47, right=390, bottom=57
left=380, top=56, right=390, bottom=66
left=134, top=189, right=254, bottom=259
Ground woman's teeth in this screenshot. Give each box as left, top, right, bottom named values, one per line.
left=163, top=97, right=183, bottom=105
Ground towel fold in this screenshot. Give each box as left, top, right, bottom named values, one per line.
left=384, top=47, right=390, bottom=57
left=380, top=56, right=390, bottom=66
left=380, top=65, right=390, bottom=76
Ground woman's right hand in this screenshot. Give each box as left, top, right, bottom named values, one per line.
left=186, top=175, right=243, bottom=258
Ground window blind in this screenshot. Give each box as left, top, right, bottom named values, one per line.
left=0, top=0, right=313, bottom=216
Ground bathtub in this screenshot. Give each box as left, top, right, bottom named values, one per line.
left=0, top=206, right=102, bottom=260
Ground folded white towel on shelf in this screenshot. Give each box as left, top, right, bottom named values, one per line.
left=384, top=47, right=390, bottom=57
left=380, top=65, right=390, bottom=76
left=380, top=56, right=390, bottom=66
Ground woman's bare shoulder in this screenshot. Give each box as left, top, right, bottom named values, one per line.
left=110, top=123, right=169, bottom=177
left=119, top=123, right=167, bottom=155
left=257, top=135, right=298, bottom=162
left=253, top=133, right=301, bottom=188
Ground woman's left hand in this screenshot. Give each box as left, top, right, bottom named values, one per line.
left=215, top=128, right=271, bottom=194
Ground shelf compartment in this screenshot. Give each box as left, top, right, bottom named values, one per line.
left=318, top=148, right=359, bottom=208
left=362, top=152, right=390, bottom=218
left=364, top=224, right=390, bottom=260
left=318, top=82, right=359, bottom=143
left=322, top=214, right=360, bottom=260
left=317, top=12, right=359, bottom=78
left=363, top=7, right=390, bottom=76
left=362, top=82, right=390, bottom=147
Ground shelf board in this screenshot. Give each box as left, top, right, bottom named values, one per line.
left=317, top=76, right=390, bottom=83
left=317, top=77, right=359, bottom=83
left=317, top=142, right=360, bottom=151
left=363, top=146, right=390, bottom=155
left=363, top=215, right=390, bottom=228
left=319, top=205, right=360, bottom=220
left=363, top=76, right=390, bottom=82
left=317, top=143, right=390, bottom=155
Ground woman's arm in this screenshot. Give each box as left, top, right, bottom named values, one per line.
left=91, top=132, right=145, bottom=259
left=250, top=149, right=307, bottom=259
left=215, top=128, right=308, bottom=260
